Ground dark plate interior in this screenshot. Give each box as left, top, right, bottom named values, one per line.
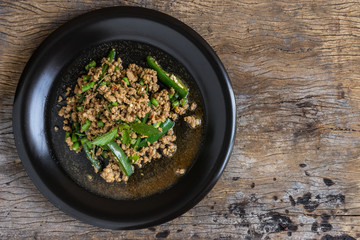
left=13, top=7, right=236, bottom=229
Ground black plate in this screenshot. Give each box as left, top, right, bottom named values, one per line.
left=13, top=7, right=236, bottom=229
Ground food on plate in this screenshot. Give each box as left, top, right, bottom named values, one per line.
left=58, top=49, right=201, bottom=183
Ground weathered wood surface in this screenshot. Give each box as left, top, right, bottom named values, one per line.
left=1, top=0, right=360, bottom=239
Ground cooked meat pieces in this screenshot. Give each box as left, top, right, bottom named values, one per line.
left=184, top=115, right=201, bottom=128
left=190, top=102, right=197, bottom=111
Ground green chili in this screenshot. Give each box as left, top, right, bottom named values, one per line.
left=82, top=140, right=102, bottom=172
left=130, top=154, right=140, bottom=163
left=85, top=60, right=96, bottom=71
left=147, top=56, right=188, bottom=98
left=82, top=81, right=95, bottom=92
left=180, top=98, right=188, bottom=106
left=151, top=98, right=159, bottom=107
left=172, top=100, right=180, bottom=108
left=108, top=49, right=115, bottom=62
left=65, top=131, right=70, bottom=142
left=147, top=118, right=174, bottom=143
left=80, top=137, right=92, bottom=148
left=72, top=141, right=80, bottom=150
left=71, top=133, right=78, bottom=143
left=172, top=92, right=179, bottom=101
left=73, top=122, right=80, bottom=132
left=82, top=75, right=91, bottom=81
left=111, top=101, right=118, bottom=106
left=100, top=81, right=111, bottom=86
left=123, top=77, right=129, bottom=86
left=81, top=119, right=91, bottom=132
left=139, top=79, right=145, bottom=86
left=130, top=138, right=137, bottom=145
left=138, top=118, right=174, bottom=148
left=96, top=64, right=109, bottom=82
left=106, top=140, right=133, bottom=176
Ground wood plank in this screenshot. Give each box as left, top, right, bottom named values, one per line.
left=1, top=0, right=360, bottom=239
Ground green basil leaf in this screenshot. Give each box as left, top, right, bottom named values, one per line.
left=122, top=129, right=131, bottom=145
left=91, top=127, right=118, bottom=146
left=130, top=122, right=161, bottom=137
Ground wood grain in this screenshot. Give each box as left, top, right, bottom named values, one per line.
left=1, top=0, right=360, bottom=239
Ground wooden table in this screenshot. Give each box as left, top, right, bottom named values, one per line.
left=1, top=1, right=360, bottom=239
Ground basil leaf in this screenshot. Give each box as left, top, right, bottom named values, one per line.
left=130, top=122, right=161, bottom=137
left=122, top=129, right=131, bottom=145
left=119, top=123, right=130, bottom=131
left=92, top=127, right=118, bottom=146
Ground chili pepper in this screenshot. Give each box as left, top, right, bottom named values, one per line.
left=147, top=56, right=188, bottom=98
left=65, top=132, right=70, bottom=142
left=172, top=100, right=180, bottom=108
left=153, top=122, right=161, bottom=128
left=108, top=48, right=115, bottom=62
left=180, top=98, right=188, bottom=106
left=151, top=98, right=159, bottom=107
left=147, top=118, right=174, bottom=143
left=106, top=140, right=133, bottom=177
left=82, top=139, right=102, bottom=172
left=130, top=154, right=140, bottom=163
left=82, top=75, right=91, bottom=81
left=138, top=118, right=174, bottom=148
left=72, top=141, right=80, bottom=150
left=71, top=133, right=78, bottom=143
left=80, top=137, right=91, bottom=148
left=81, top=119, right=91, bottom=132
left=81, top=81, right=95, bottom=92
left=100, top=81, right=111, bottom=86
left=85, top=60, right=96, bottom=71
left=123, top=77, right=129, bottom=86
left=99, top=64, right=109, bottom=79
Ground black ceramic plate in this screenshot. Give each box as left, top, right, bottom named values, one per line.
left=13, top=7, right=236, bottom=229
